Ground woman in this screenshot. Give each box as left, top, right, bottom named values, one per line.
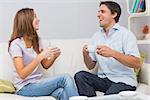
left=8, top=8, right=78, bottom=100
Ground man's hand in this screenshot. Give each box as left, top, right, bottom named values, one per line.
left=82, top=44, right=96, bottom=70
left=96, top=45, right=115, bottom=57
left=83, top=45, right=89, bottom=56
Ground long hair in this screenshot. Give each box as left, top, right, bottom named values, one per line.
left=8, top=8, right=40, bottom=54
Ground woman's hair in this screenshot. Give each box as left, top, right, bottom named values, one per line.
left=8, top=8, right=40, bottom=53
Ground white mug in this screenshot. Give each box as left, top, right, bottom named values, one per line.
left=69, top=96, right=88, bottom=100
left=47, top=46, right=58, bottom=60
left=87, top=45, right=95, bottom=53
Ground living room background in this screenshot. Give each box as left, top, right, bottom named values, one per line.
left=0, top=0, right=128, bottom=42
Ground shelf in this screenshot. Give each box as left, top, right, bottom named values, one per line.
left=126, top=0, right=150, bottom=15
left=143, top=63, right=150, bottom=66
left=137, top=40, right=150, bottom=44
left=142, top=63, right=150, bottom=69
left=127, top=0, right=150, bottom=64
left=128, top=16, right=150, bottom=40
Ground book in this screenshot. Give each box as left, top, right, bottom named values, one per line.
left=133, top=0, right=140, bottom=13
left=137, top=0, right=146, bottom=13
left=136, top=0, right=143, bottom=12
left=140, top=0, right=146, bottom=12
left=130, top=0, right=137, bottom=13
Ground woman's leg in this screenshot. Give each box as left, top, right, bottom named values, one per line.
left=57, top=74, right=79, bottom=97
left=51, top=88, right=67, bottom=100
left=17, top=74, right=78, bottom=99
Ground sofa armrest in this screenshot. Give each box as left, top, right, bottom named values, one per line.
left=139, top=63, right=150, bottom=86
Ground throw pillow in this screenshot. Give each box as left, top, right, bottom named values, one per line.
left=0, top=80, right=15, bottom=93
left=134, top=52, right=146, bottom=81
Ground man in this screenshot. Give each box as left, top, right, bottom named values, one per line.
left=74, top=1, right=141, bottom=97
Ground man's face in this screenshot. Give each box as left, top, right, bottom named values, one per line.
left=97, top=4, right=116, bottom=28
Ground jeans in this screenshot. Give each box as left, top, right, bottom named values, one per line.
left=17, top=74, right=79, bottom=100
left=74, top=71, right=136, bottom=97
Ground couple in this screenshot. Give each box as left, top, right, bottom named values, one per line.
left=8, top=1, right=141, bottom=100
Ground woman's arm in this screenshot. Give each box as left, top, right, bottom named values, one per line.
left=41, top=47, right=61, bottom=69
left=13, top=52, right=45, bottom=80
left=13, top=48, right=53, bottom=79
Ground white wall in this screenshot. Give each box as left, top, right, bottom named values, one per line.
left=0, top=0, right=129, bottom=42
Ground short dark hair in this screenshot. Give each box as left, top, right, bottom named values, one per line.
left=100, top=1, right=121, bottom=23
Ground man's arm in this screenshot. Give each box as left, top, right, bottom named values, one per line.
left=83, top=45, right=96, bottom=70
left=97, top=45, right=141, bottom=69
left=112, top=50, right=141, bottom=69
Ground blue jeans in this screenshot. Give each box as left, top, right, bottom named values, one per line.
left=17, top=74, right=79, bottom=100
left=74, top=71, right=136, bottom=97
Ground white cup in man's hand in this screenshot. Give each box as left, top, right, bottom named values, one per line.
left=69, top=96, right=88, bottom=100
left=87, top=45, right=95, bottom=53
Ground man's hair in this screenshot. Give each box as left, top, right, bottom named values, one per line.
left=100, top=1, right=121, bottom=23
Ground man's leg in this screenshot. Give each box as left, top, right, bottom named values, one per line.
left=105, top=82, right=136, bottom=95
left=74, top=71, right=111, bottom=97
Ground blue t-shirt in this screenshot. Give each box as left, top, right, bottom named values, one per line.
left=90, top=23, right=140, bottom=87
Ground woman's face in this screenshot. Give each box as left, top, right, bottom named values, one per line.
left=32, top=12, right=40, bottom=31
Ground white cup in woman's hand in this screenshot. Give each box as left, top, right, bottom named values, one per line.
left=46, top=47, right=56, bottom=60
left=47, top=47, right=61, bottom=60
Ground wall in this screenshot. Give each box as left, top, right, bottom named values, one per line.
left=0, top=0, right=128, bottom=42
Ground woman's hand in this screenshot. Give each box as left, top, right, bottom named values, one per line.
left=39, top=48, right=52, bottom=59
left=49, top=47, right=61, bottom=59
left=40, top=47, right=61, bottom=69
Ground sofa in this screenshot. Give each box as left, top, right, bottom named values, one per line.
left=0, top=38, right=150, bottom=100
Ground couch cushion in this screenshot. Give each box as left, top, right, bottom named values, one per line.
left=0, top=93, right=56, bottom=100
left=134, top=52, right=146, bottom=82
left=0, top=80, right=15, bottom=93
left=48, top=38, right=91, bottom=77
left=136, top=83, right=150, bottom=96
left=139, top=63, right=150, bottom=85
left=0, top=43, right=14, bottom=81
